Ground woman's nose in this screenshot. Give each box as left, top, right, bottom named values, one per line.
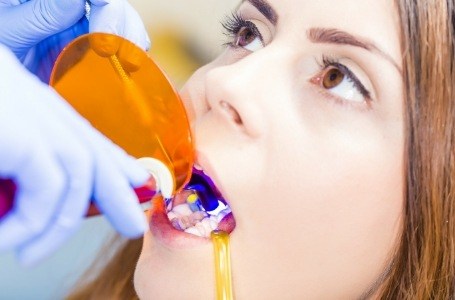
left=204, top=59, right=269, bottom=138
left=219, top=100, right=243, bottom=126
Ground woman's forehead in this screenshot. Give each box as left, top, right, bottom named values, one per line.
left=241, top=0, right=402, bottom=68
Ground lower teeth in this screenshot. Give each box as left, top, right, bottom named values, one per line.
left=167, top=201, right=231, bottom=238
left=183, top=216, right=218, bottom=237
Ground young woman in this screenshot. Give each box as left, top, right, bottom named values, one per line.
left=69, top=0, right=455, bottom=298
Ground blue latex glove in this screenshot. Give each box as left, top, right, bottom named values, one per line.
left=0, top=44, right=150, bottom=266
left=0, top=0, right=150, bottom=82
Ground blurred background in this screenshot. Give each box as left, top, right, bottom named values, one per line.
left=142, top=0, right=240, bottom=87
left=0, top=0, right=238, bottom=299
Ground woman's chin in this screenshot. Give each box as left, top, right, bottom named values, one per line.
left=135, top=232, right=216, bottom=299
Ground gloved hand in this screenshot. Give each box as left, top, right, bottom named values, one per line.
left=0, top=0, right=150, bottom=82
left=0, top=44, right=150, bottom=266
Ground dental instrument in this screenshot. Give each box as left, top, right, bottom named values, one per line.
left=212, top=230, right=234, bottom=300
left=0, top=33, right=237, bottom=298
left=0, top=33, right=193, bottom=218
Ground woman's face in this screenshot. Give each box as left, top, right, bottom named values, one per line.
left=135, top=0, right=404, bottom=298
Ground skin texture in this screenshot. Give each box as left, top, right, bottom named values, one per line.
left=135, top=0, right=404, bottom=298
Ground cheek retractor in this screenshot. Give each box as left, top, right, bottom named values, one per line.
left=211, top=230, right=234, bottom=300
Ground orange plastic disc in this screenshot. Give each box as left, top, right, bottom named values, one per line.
left=50, top=33, right=194, bottom=192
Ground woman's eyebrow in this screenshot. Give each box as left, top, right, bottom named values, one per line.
left=242, top=0, right=278, bottom=25
left=308, top=27, right=401, bottom=73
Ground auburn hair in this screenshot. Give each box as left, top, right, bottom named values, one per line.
left=379, top=0, right=455, bottom=298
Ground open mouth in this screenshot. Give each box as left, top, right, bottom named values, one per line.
left=164, top=167, right=236, bottom=238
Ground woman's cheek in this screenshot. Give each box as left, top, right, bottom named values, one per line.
left=179, top=59, right=221, bottom=123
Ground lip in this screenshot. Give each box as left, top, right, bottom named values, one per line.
left=217, top=212, right=235, bottom=233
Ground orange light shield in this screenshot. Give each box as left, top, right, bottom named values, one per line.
left=50, top=33, right=194, bottom=192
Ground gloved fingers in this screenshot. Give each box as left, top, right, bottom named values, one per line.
left=91, top=148, right=148, bottom=238
left=89, top=0, right=125, bottom=36
left=116, top=39, right=146, bottom=73
left=89, top=33, right=146, bottom=73
left=20, top=57, right=149, bottom=197
left=0, top=0, right=25, bottom=6
left=0, top=47, right=147, bottom=260
left=0, top=132, right=65, bottom=252
left=5, top=44, right=148, bottom=191
left=25, top=80, right=149, bottom=237
left=88, top=0, right=109, bottom=6
left=22, top=15, right=90, bottom=82
left=0, top=0, right=86, bottom=59
left=16, top=147, right=93, bottom=266
left=88, top=32, right=121, bottom=57
left=89, top=0, right=150, bottom=51
left=5, top=38, right=148, bottom=191
left=93, top=130, right=149, bottom=187
left=122, top=2, right=151, bottom=51
left=37, top=83, right=149, bottom=188
left=16, top=213, right=82, bottom=266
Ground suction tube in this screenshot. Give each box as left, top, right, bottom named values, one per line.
left=211, top=230, right=234, bottom=300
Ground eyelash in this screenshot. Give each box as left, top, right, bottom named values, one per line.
left=220, top=14, right=372, bottom=105
left=318, top=55, right=371, bottom=100
left=221, top=12, right=264, bottom=48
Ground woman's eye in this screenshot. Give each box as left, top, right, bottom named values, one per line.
left=322, top=68, right=345, bottom=89
left=312, top=64, right=371, bottom=103
left=222, top=13, right=264, bottom=52
left=233, top=24, right=264, bottom=51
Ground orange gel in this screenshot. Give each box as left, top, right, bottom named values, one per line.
left=211, top=230, right=234, bottom=300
